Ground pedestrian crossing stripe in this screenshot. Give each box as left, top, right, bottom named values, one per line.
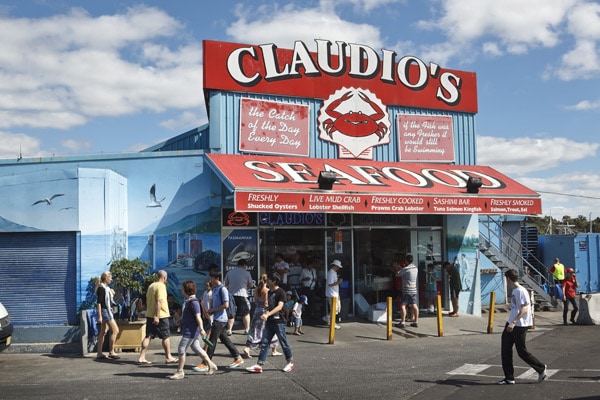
left=448, top=364, right=565, bottom=382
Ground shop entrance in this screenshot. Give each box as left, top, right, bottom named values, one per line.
left=259, top=228, right=328, bottom=321
left=354, top=228, right=409, bottom=310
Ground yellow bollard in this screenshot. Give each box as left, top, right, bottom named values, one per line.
left=436, top=294, right=443, bottom=337
left=328, top=296, right=337, bottom=344
left=387, top=296, right=393, bottom=340
left=487, top=291, right=496, bottom=333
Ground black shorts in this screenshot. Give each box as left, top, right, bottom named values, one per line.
left=145, top=317, right=170, bottom=339
left=233, top=296, right=250, bottom=316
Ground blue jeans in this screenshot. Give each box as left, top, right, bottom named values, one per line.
left=258, top=321, right=293, bottom=364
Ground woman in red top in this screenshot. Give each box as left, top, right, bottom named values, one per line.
left=562, top=268, right=579, bottom=325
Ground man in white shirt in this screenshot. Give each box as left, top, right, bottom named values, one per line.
left=322, top=259, right=343, bottom=329
left=497, top=269, right=547, bottom=385
left=273, top=253, right=290, bottom=290
left=299, top=260, right=318, bottom=319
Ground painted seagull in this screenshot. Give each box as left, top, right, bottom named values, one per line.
left=32, top=193, right=65, bottom=206
left=147, top=184, right=165, bottom=207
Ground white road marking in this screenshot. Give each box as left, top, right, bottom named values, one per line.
left=447, top=364, right=600, bottom=383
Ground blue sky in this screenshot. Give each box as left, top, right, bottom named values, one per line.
left=1, top=0, right=599, bottom=220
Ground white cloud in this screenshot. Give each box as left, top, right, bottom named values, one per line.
left=477, top=135, right=598, bottom=174
left=0, top=6, right=204, bottom=130
left=226, top=4, right=384, bottom=50
left=0, top=130, right=48, bottom=159
left=320, top=0, right=407, bottom=13
left=419, top=0, right=574, bottom=54
left=520, top=173, right=600, bottom=218
left=564, top=99, right=600, bottom=110
left=60, top=138, right=92, bottom=153
left=159, top=111, right=208, bottom=131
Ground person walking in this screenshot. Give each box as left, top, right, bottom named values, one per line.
left=497, top=269, right=547, bottom=385
left=397, top=254, right=419, bottom=328
left=168, top=280, right=217, bottom=379
left=242, top=274, right=281, bottom=358
left=444, top=260, right=462, bottom=317
left=562, top=268, right=579, bottom=325
left=137, top=270, right=178, bottom=365
left=224, top=259, right=253, bottom=335
left=246, top=274, right=294, bottom=373
left=193, top=268, right=244, bottom=372
left=549, top=258, right=565, bottom=284
left=322, top=259, right=343, bottom=329
left=95, top=271, right=120, bottom=360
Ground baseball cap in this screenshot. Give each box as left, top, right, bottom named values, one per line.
left=286, top=291, right=293, bottom=295
left=567, top=268, right=575, bottom=273
left=299, top=295, right=308, bottom=305
left=331, top=259, right=343, bottom=268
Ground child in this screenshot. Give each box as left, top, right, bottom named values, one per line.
left=283, top=291, right=295, bottom=326
left=425, top=263, right=439, bottom=314
left=293, top=295, right=308, bottom=335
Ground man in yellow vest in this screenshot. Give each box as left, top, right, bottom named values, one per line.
left=549, top=258, right=565, bottom=284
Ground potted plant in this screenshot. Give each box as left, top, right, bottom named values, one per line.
left=109, top=257, right=156, bottom=351
left=110, top=257, right=154, bottom=321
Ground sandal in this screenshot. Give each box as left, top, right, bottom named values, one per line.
left=165, top=358, right=179, bottom=364
left=243, top=348, right=252, bottom=358
left=136, top=360, right=153, bottom=365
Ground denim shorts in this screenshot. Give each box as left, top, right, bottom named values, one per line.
left=233, top=296, right=251, bottom=316
left=101, top=308, right=114, bottom=322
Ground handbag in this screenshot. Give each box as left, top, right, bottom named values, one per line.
left=111, top=300, right=120, bottom=315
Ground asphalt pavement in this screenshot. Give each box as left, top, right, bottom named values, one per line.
left=1, top=309, right=598, bottom=399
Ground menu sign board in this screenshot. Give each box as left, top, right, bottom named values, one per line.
left=234, top=191, right=541, bottom=215
left=239, top=98, right=310, bottom=157
left=398, top=114, right=454, bottom=162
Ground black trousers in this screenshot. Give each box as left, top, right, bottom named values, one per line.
left=563, top=297, right=578, bottom=323
left=501, top=323, right=545, bottom=380
left=206, top=320, right=240, bottom=360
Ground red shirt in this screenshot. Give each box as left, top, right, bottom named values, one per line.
left=562, top=276, right=578, bottom=299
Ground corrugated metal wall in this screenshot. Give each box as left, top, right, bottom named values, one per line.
left=208, top=91, right=477, bottom=165
left=0, top=232, right=78, bottom=325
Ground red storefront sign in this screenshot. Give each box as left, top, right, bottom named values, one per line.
left=398, top=114, right=455, bottom=162
left=203, top=40, right=478, bottom=113
left=206, top=154, right=541, bottom=215
left=239, top=98, right=310, bottom=156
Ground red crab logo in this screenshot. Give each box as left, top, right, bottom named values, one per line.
left=318, top=88, right=391, bottom=159
left=323, top=90, right=388, bottom=140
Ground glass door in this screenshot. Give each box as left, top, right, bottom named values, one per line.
left=416, top=230, right=443, bottom=311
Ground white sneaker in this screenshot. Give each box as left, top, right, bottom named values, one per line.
left=334, top=324, right=341, bottom=330
left=168, top=371, right=184, bottom=380
left=322, top=315, right=330, bottom=323
left=283, top=362, right=294, bottom=372
left=496, top=378, right=515, bottom=385
left=538, top=365, right=547, bottom=383
left=246, top=364, right=263, bottom=373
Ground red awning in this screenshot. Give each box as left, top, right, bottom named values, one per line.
left=205, top=153, right=541, bottom=215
